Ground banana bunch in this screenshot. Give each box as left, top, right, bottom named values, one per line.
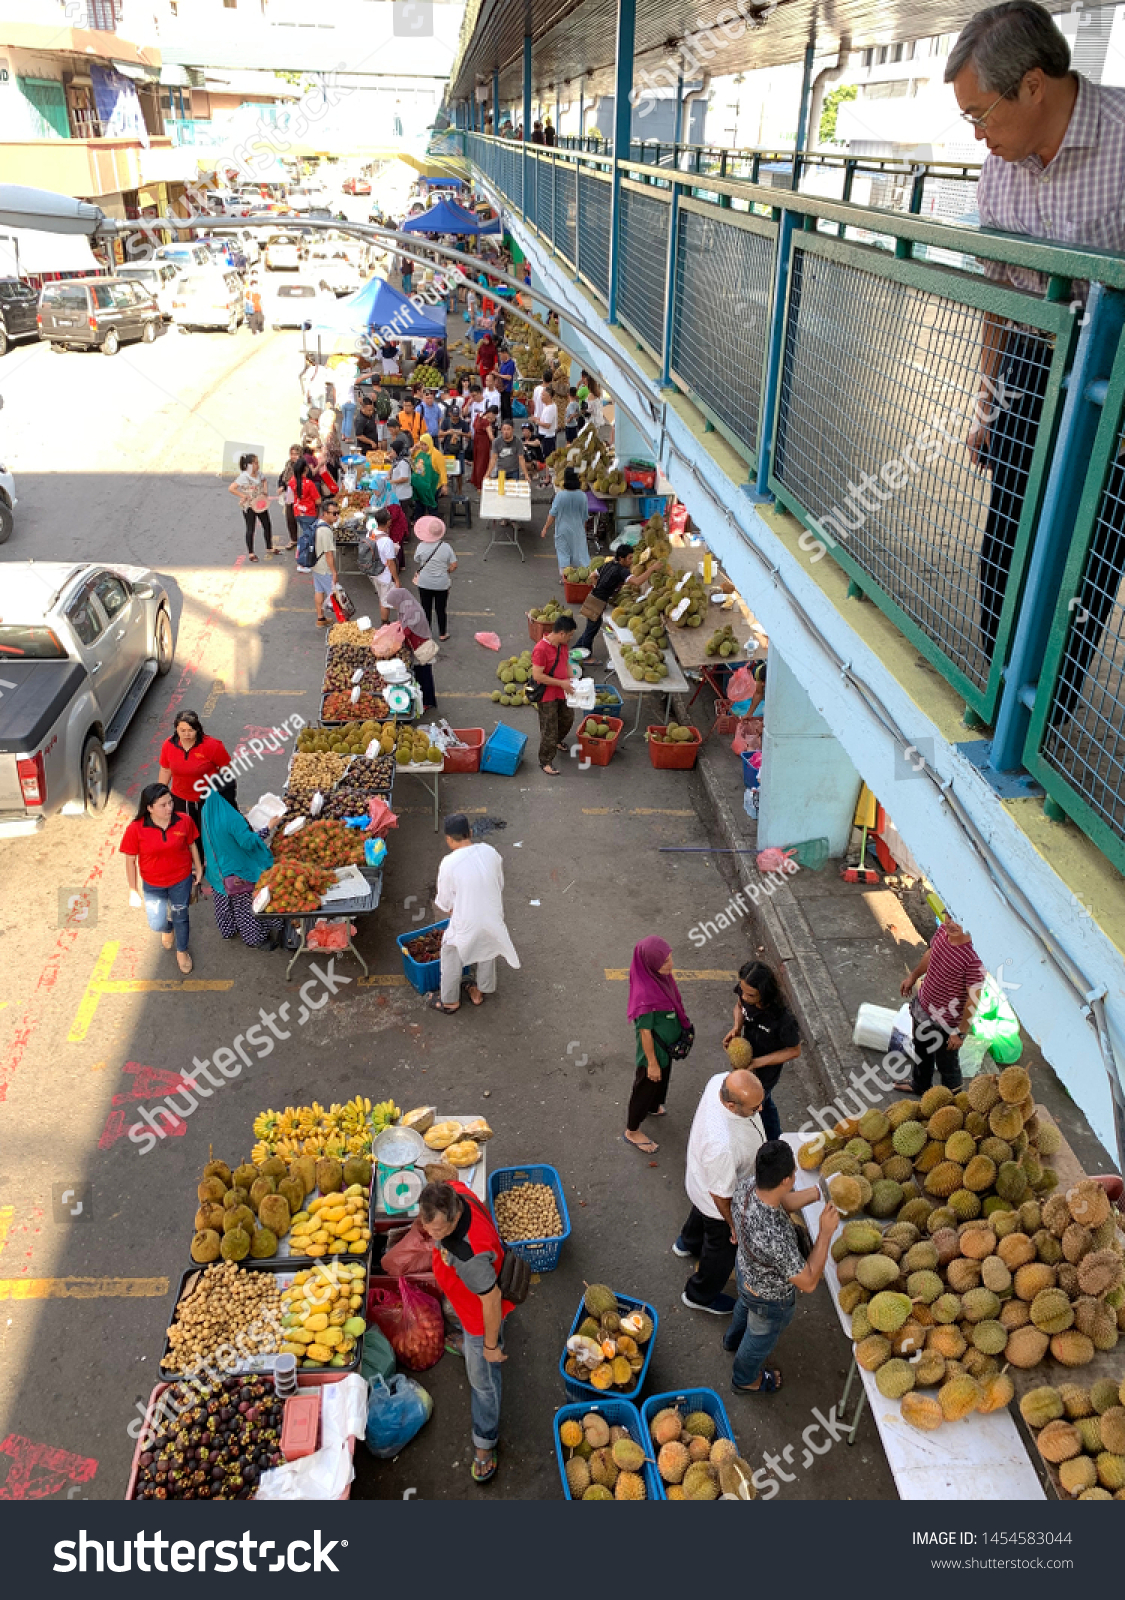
left=370, top=1099, right=400, bottom=1135
left=251, top=1098, right=380, bottom=1159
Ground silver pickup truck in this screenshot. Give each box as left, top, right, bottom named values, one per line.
left=0, top=562, right=174, bottom=835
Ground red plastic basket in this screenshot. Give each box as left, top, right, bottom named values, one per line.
left=712, top=699, right=738, bottom=736
left=577, top=714, right=623, bottom=766
left=527, top=612, right=553, bottom=643
left=441, top=728, right=485, bottom=773
left=562, top=580, right=592, bottom=604
left=647, top=725, right=702, bottom=769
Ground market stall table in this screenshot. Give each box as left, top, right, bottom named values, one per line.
left=602, top=634, right=690, bottom=741
left=373, top=1111, right=488, bottom=1221
left=283, top=864, right=383, bottom=980
left=392, top=758, right=445, bottom=831
left=480, top=475, right=531, bottom=561
left=782, top=1133, right=1045, bottom=1501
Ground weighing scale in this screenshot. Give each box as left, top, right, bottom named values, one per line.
left=373, top=1124, right=426, bottom=1217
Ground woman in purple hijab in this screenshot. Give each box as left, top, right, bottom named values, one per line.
left=623, top=936, right=691, bottom=1154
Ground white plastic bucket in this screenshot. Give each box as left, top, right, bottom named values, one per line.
left=852, top=1002, right=899, bottom=1052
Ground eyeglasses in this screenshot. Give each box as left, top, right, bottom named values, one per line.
left=960, top=81, right=1020, bottom=129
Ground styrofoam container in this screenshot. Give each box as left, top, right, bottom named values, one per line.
left=853, top=1002, right=900, bottom=1052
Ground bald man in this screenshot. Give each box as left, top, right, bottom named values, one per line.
left=675, top=1069, right=766, bottom=1315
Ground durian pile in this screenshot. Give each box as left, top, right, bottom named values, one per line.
left=561, top=558, right=607, bottom=584
left=559, top=1411, right=649, bottom=1501
left=529, top=601, right=573, bottom=627
left=564, top=1284, right=654, bottom=1391
left=579, top=718, right=616, bottom=743
left=252, top=1096, right=391, bottom=1162
left=411, top=363, right=443, bottom=390
left=546, top=421, right=627, bottom=495
left=1020, top=1377, right=1125, bottom=1498
left=647, top=722, right=696, bottom=746
left=507, top=324, right=547, bottom=378
left=648, top=1405, right=756, bottom=1500
left=808, top=1088, right=1125, bottom=1427
left=395, top=726, right=444, bottom=766
left=621, top=640, right=670, bottom=683
left=493, top=649, right=535, bottom=707
left=705, top=624, right=741, bottom=659
left=191, top=1150, right=374, bottom=1265
left=297, top=720, right=398, bottom=757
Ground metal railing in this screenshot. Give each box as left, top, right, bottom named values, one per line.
left=465, top=130, right=1125, bottom=874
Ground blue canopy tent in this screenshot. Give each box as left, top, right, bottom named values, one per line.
left=400, top=196, right=489, bottom=236
left=308, top=274, right=447, bottom=343
left=419, top=176, right=465, bottom=189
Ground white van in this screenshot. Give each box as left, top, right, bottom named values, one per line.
left=170, top=269, right=244, bottom=334
left=154, top=243, right=212, bottom=272
left=116, top=262, right=178, bottom=320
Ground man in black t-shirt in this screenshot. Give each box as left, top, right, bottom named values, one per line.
left=723, top=960, right=801, bottom=1143
left=574, top=544, right=653, bottom=655
left=487, top=419, right=524, bottom=480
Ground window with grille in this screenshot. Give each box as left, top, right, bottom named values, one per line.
left=85, top=0, right=122, bottom=29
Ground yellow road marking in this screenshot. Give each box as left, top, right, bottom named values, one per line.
left=203, top=680, right=308, bottom=715
left=0, top=1277, right=169, bottom=1301
left=356, top=974, right=409, bottom=987
left=68, top=942, right=234, bottom=1043
left=605, top=968, right=737, bottom=981
left=0, top=1206, right=13, bottom=1259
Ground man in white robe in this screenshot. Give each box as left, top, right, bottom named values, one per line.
left=431, top=813, right=519, bottom=1013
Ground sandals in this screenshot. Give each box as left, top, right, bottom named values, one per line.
left=733, top=1368, right=782, bottom=1394
left=427, top=996, right=460, bottom=1014
left=470, top=1449, right=497, bottom=1484
left=248, top=554, right=259, bottom=562
left=541, top=764, right=561, bottom=777
left=621, top=1132, right=658, bottom=1154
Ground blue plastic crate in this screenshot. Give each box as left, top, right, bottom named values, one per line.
left=640, top=1388, right=738, bottom=1500
left=559, top=1289, right=658, bottom=1404
left=480, top=721, right=528, bottom=776
left=553, top=1398, right=660, bottom=1501
left=638, top=494, right=669, bottom=519
left=395, top=918, right=467, bottom=995
left=592, top=684, right=623, bottom=714
left=488, top=1164, right=571, bottom=1273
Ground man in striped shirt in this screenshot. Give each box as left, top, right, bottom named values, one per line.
left=900, top=919, right=986, bottom=1095
left=946, top=4, right=1125, bottom=688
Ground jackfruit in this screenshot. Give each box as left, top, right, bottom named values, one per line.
left=250, top=1226, right=278, bottom=1259
left=220, top=1225, right=250, bottom=1261
left=223, top=1204, right=255, bottom=1237
left=258, top=1193, right=291, bottom=1239
left=195, top=1202, right=225, bottom=1234
left=190, top=1228, right=222, bottom=1263
left=233, top=1162, right=259, bottom=1190
left=197, top=1177, right=226, bottom=1205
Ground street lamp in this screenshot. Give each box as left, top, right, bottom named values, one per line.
left=0, top=185, right=107, bottom=235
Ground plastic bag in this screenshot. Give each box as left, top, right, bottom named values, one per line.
left=306, top=919, right=354, bottom=951
left=366, top=795, right=399, bottom=836
left=381, top=1221, right=435, bottom=1277
left=367, top=1278, right=445, bottom=1371
left=970, top=975, right=1023, bottom=1063
left=363, top=1374, right=433, bottom=1460
left=756, top=846, right=795, bottom=874
left=731, top=720, right=762, bottom=756
left=370, top=622, right=406, bottom=658
left=359, top=1324, right=397, bottom=1386
left=475, top=631, right=502, bottom=651
left=726, top=666, right=756, bottom=702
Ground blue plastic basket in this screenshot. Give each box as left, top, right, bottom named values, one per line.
left=741, top=750, right=761, bottom=790
left=559, top=1289, right=659, bottom=1404
left=480, top=721, right=528, bottom=776
left=395, top=918, right=467, bottom=995
left=553, top=1398, right=660, bottom=1501
left=488, top=1164, right=571, bottom=1273
left=638, top=494, right=669, bottom=519
left=640, top=1388, right=738, bottom=1501
left=592, top=684, right=623, bottom=714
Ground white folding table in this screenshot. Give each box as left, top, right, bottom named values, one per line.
left=602, top=635, right=690, bottom=741
left=480, top=476, right=531, bottom=561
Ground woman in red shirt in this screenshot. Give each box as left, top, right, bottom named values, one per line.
left=158, top=710, right=231, bottom=840
left=120, top=783, right=203, bottom=973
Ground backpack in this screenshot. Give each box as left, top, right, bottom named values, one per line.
left=296, top=518, right=324, bottom=574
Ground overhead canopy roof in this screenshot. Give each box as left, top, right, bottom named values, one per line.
left=0, top=226, right=100, bottom=277
left=446, top=0, right=1117, bottom=102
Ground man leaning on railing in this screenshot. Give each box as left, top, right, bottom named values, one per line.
left=946, top=1, right=1125, bottom=718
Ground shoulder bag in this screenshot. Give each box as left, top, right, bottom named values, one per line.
left=669, top=1021, right=695, bottom=1060
left=463, top=1193, right=531, bottom=1305
left=527, top=642, right=564, bottom=704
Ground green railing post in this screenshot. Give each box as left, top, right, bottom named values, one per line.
left=522, top=33, right=532, bottom=221
left=660, top=177, right=681, bottom=389
left=606, top=0, right=636, bottom=325
left=791, top=41, right=815, bottom=192
left=719, top=150, right=731, bottom=208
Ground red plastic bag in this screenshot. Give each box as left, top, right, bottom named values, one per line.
left=367, top=1278, right=445, bottom=1371
left=381, top=1221, right=435, bottom=1277
left=306, top=918, right=354, bottom=950
left=474, top=631, right=501, bottom=651
left=366, top=795, right=399, bottom=836
left=726, top=666, right=756, bottom=702
left=731, top=719, right=762, bottom=756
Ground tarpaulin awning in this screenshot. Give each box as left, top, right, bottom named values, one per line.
left=400, top=196, right=487, bottom=236
left=90, top=63, right=149, bottom=147
left=308, top=275, right=446, bottom=340
left=0, top=226, right=100, bottom=277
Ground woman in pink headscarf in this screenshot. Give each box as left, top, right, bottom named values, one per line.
left=623, top=937, right=692, bottom=1154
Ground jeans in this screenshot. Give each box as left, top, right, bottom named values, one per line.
left=419, top=587, right=448, bottom=635
left=440, top=941, right=496, bottom=1006
left=725, top=1287, right=796, bottom=1389
left=142, top=874, right=192, bottom=953
left=679, top=1206, right=736, bottom=1306
left=462, top=1329, right=503, bottom=1450
left=760, top=1091, right=781, bottom=1143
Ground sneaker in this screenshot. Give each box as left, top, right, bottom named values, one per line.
left=671, top=1239, right=693, bottom=1259
left=681, top=1291, right=735, bottom=1315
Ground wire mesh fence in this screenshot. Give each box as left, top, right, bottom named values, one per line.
left=537, top=159, right=554, bottom=243
left=577, top=169, right=611, bottom=300
left=670, top=206, right=776, bottom=460
left=1036, top=417, right=1125, bottom=858
left=617, top=187, right=669, bottom=356
left=554, top=164, right=577, bottom=266
left=772, top=245, right=1056, bottom=703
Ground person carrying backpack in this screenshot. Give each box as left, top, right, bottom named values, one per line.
left=299, top=498, right=339, bottom=628
left=419, top=1178, right=525, bottom=1484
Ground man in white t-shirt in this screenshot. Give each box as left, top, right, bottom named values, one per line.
left=531, top=377, right=547, bottom=425
left=675, top=1070, right=765, bottom=1315
left=481, top=373, right=502, bottom=415
left=364, top=507, right=400, bottom=621
left=311, top=499, right=339, bottom=629
left=538, top=393, right=559, bottom=458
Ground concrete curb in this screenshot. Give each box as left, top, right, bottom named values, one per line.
left=674, top=693, right=870, bottom=1117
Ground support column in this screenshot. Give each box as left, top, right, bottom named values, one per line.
left=522, top=32, right=532, bottom=217
left=749, top=209, right=797, bottom=498
left=578, top=78, right=585, bottom=142
left=606, top=0, right=637, bottom=325
left=493, top=68, right=499, bottom=136
left=672, top=67, right=684, bottom=161
left=791, top=40, right=815, bottom=191
left=756, top=651, right=861, bottom=856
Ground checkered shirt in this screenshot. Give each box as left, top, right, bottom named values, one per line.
left=976, top=74, right=1125, bottom=300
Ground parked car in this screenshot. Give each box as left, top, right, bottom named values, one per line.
left=0, top=277, right=40, bottom=356
left=342, top=176, right=371, bottom=196
left=154, top=243, right=213, bottom=272
left=264, top=233, right=303, bottom=271
left=0, top=461, right=17, bottom=544
left=115, top=262, right=178, bottom=320
left=307, top=252, right=359, bottom=295
left=287, top=184, right=329, bottom=214
left=37, top=277, right=160, bottom=354
left=0, top=562, right=173, bottom=833
left=170, top=269, right=244, bottom=334
left=262, top=276, right=335, bottom=329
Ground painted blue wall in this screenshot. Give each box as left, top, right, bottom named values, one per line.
left=757, top=651, right=861, bottom=856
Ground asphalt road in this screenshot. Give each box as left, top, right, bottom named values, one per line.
left=0, top=254, right=894, bottom=1503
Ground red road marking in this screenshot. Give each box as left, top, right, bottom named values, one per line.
left=0, top=559, right=246, bottom=1104
left=0, top=1434, right=98, bottom=1499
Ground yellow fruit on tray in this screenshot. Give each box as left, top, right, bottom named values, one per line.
left=445, top=1140, right=482, bottom=1168
left=424, top=1120, right=464, bottom=1150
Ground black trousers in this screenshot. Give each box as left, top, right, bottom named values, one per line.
left=576, top=612, right=604, bottom=652
left=680, top=1206, right=736, bottom=1306
left=626, top=1055, right=670, bottom=1132
left=909, top=1004, right=963, bottom=1096
left=419, top=587, right=448, bottom=635
left=242, top=507, right=273, bottom=553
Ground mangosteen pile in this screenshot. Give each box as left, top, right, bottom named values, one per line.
left=133, top=1375, right=286, bottom=1500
